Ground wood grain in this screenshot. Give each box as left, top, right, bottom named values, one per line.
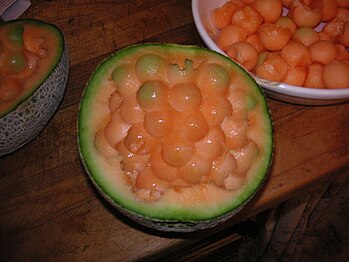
left=1, top=1, right=349, bottom=261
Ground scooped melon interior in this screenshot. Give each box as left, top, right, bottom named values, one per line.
left=78, top=44, right=273, bottom=223
left=0, top=20, right=64, bottom=117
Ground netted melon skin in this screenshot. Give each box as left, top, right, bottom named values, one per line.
left=0, top=46, right=69, bottom=156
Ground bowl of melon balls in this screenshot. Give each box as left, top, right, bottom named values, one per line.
left=192, top=0, right=349, bottom=105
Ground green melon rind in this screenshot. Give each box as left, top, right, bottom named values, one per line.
left=0, top=19, right=64, bottom=118
left=78, top=44, right=273, bottom=230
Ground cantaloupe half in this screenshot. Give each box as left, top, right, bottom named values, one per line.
left=0, top=19, right=69, bottom=156
left=78, top=44, right=273, bottom=232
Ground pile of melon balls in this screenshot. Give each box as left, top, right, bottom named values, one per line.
left=211, top=0, right=349, bottom=89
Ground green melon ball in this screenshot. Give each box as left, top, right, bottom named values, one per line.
left=135, top=54, right=167, bottom=82
left=111, top=63, right=139, bottom=96
left=196, top=63, right=231, bottom=95
left=8, top=25, right=24, bottom=49
left=0, top=50, right=27, bottom=74
left=136, top=80, right=168, bottom=110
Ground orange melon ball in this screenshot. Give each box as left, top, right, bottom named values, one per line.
left=195, top=63, right=231, bottom=96
left=304, top=63, right=325, bottom=88
left=231, top=5, right=264, bottom=35
left=276, top=16, right=297, bottom=34
left=161, top=135, right=194, bottom=167
left=255, top=52, right=289, bottom=82
left=322, top=20, right=344, bottom=39
left=282, top=66, right=307, bottom=86
left=289, top=2, right=322, bottom=28
left=335, top=44, right=349, bottom=60
left=217, top=24, right=248, bottom=51
left=259, top=23, right=292, bottom=51
left=322, top=60, right=349, bottom=88
left=318, top=32, right=334, bottom=42
left=211, top=1, right=238, bottom=30
left=311, top=0, right=338, bottom=21
left=226, top=42, right=259, bottom=71
left=309, top=40, right=337, bottom=64
left=246, top=33, right=266, bottom=53
left=151, top=148, right=178, bottom=182
left=253, top=0, right=283, bottom=23
left=176, top=111, right=209, bottom=142
left=119, top=95, right=144, bottom=124
left=178, top=152, right=212, bottom=184
left=336, top=0, right=349, bottom=8
left=169, top=82, right=202, bottom=112
left=292, top=27, right=320, bottom=48
left=338, top=21, right=349, bottom=47
left=144, top=108, right=174, bottom=138
left=200, top=97, right=232, bottom=126
left=281, top=40, right=311, bottom=67
left=195, top=128, right=225, bottom=161
left=335, top=7, right=349, bottom=22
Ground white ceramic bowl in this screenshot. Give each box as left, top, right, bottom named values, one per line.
left=192, top=0, right=349, bottom=105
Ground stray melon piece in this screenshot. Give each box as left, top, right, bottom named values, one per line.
left=78, top=44, right=273, bottom=232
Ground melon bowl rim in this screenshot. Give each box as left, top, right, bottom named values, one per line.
left=0, top=19, right=69, bottom=156
left=77, top=43, right=273, bottom=233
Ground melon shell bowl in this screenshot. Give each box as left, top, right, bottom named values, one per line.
left=78, top=43, right=273, bottom=233
left=0, top=20, right=69, bottom=156
left=191, top=0, right=349, bottom=106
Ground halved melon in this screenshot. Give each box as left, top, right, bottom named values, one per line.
left=0, top=19, right=69, bottom=156
left=78, top=44, right=273, bottom=232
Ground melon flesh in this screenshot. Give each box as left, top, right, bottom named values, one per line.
left=78, top=44, right=273, bottom=224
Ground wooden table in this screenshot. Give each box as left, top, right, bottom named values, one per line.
left=1, top=1, right=349, bottom=261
